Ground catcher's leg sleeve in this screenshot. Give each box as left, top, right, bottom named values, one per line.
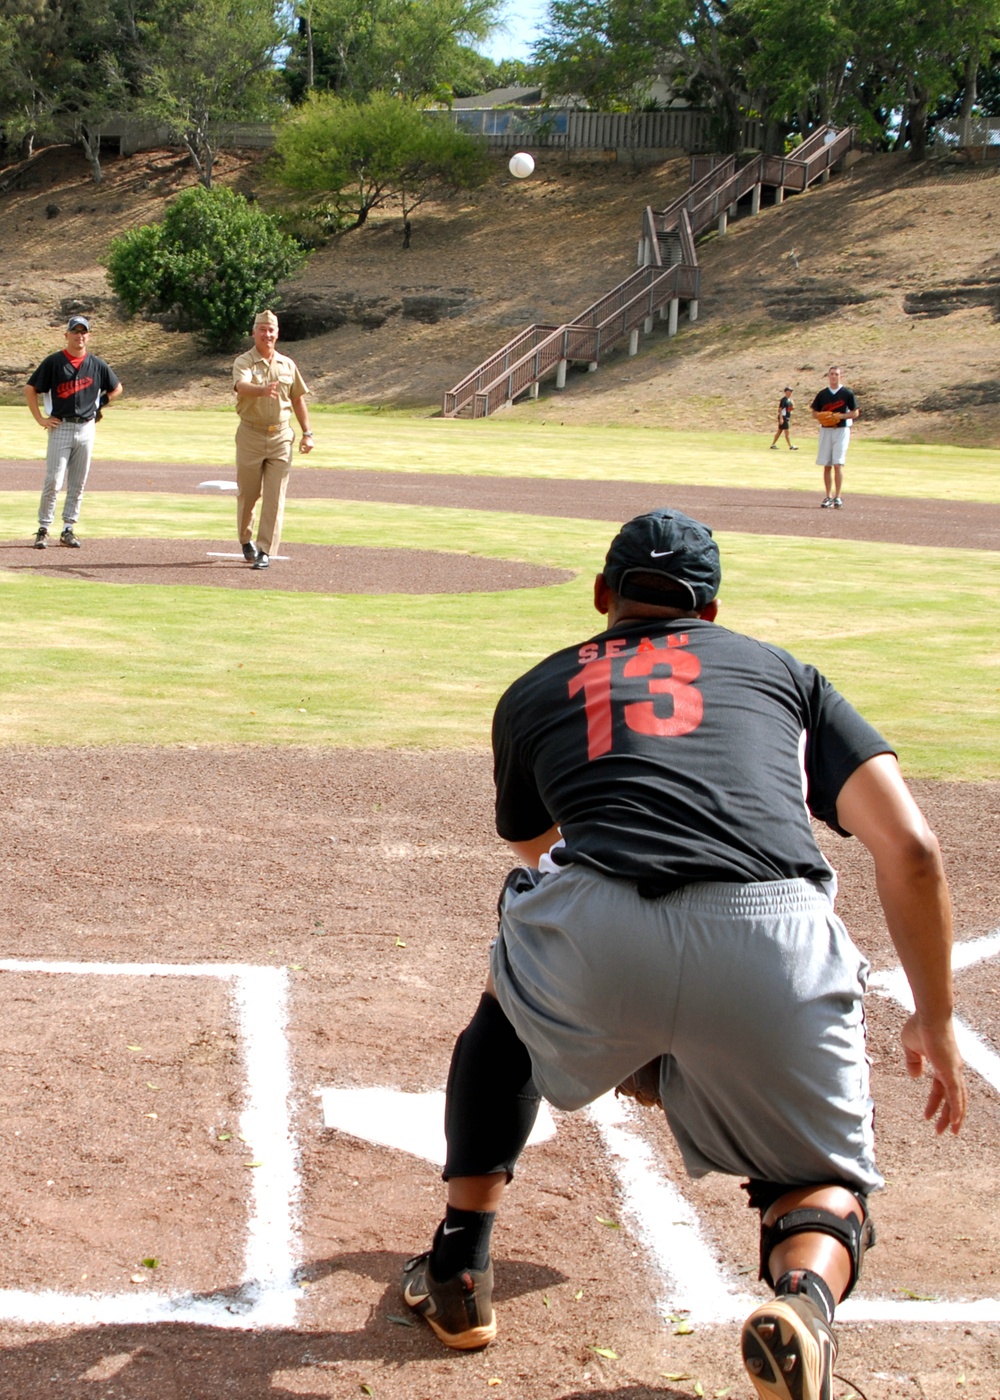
left=443, top=991, right=541, bottom=1181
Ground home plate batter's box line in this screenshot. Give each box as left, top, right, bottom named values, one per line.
left=0, top=960, right=300, bottom=1331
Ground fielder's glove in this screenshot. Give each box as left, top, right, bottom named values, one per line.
left=817, top=410, right=843, bottom=428
left=614, top=1057, right=663, bottom=1109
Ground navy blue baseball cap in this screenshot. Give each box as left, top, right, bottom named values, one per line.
left=603, top=509, right=721, bottom=610
left=66, top=315, right=90, bottom=331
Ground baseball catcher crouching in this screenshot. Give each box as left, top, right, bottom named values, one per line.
left=400, top=508, right=966, bottom=1400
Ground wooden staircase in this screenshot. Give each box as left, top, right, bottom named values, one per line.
left=442, top=125, right=854, bottom=419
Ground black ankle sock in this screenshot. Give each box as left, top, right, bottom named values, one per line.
left=773, top=1268, right=836, bottom=1324
left=430, top=1206, right=496, bottom=1279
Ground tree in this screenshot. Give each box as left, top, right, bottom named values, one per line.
left=534, top=0, right=757, bottom=148
left=532, top=0, right=671, bottom=110
left=105, top=185, right=307, bottom=350
left=282, top=0, right=501, bottom=102
left=0, top=0, right=65, bottom=159
left=274, top=90, right=491, bottom=228
left=140, top=0, right=286, bottom=187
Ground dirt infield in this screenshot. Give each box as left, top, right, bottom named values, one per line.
left=2, top=750, right=999, bottom=1399
left=1, top=472, right=999, bottom=1398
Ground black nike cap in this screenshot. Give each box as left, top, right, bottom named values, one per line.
left=603, top=509, right=721, bottom=610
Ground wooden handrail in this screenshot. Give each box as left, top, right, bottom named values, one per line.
left=443, top=127, right=852, bottom=417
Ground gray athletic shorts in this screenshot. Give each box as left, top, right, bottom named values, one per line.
left=816, top=424, right=851, bottom=466
left=490, top=866, right=882, bottom=1193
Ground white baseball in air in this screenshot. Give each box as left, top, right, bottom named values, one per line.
left=508, top=151, right=535, bottom=179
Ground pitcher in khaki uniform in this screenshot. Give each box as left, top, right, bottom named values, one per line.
left=232, top=310, right=313, bottom=571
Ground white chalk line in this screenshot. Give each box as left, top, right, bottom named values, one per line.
left=587, top=1093, right=757, bottom=1325
left=0, top=960, right=301, bottom=1330
left=590, top=929, right=1000, bottom=1326
left=205, top=552, right=291, bottom=561
left=2, top=933, right=998, bottom=1332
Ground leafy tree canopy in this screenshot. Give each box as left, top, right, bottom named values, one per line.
left=274, top=89, right=491, bottom=227
left=283, top=0, right=501, bottom=102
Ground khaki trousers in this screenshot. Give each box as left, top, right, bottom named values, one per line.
left=235, top=421, right=294, bottom=554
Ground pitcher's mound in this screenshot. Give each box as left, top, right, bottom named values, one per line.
left=3, top=538, right=575, bottom=594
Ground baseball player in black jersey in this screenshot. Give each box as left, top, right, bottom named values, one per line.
left=25, top=316, right=122, bottom=548
left=401, top=509, right=966, bottom=1400
left=811, top=365, right=859, bottom=508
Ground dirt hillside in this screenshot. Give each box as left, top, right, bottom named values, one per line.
left=0, top=142, right=998, bottom=444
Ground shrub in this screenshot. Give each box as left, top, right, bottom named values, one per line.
left=105, top=186, right=307, bottom=351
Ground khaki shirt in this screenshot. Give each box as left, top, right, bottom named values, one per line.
left=232, top=347, right=308, bottom=429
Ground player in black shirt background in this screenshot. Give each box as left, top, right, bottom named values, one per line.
left=401, top=509, right=965, bottom=1400
left=25, top=315, right=122, bottom=548
left=811, top=365, right=859, bottom=508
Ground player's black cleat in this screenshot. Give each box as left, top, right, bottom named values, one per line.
left=252, top=551, right=270, bottom=570
left=401, top=1251, right=496, bottom=1350
left=741, top=1294, right=836, bottom=1400
left=59, top=527, right=81, bottom=548
left=34, top=527, right=48, bottom=549
left=242, top=541, right=259, bottom=563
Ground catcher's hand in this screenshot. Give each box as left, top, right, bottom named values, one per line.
left=817, top=410, right=842, bottom=428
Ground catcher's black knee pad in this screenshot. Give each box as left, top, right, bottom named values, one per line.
left=443, top=992, right=541, bottom=1181
left=757, top=1191, right=876, bottom=1299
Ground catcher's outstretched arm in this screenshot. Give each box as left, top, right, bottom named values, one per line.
left=835, top=753, right=966, bottom=1136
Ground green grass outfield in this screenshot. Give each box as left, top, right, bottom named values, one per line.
left=2, top=412, right=998, bottom=777
left=2, top=406, right=1000, bottom=501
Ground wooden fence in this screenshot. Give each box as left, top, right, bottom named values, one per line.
left=440, top=107, right=765, bottom=154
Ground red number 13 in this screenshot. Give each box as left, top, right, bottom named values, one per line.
left=567, top=648, right=703, bottom=760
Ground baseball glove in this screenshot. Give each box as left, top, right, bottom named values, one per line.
left=614, top=1058, right=663, bottom=1110
left=817, top=410, right=842, bottom=428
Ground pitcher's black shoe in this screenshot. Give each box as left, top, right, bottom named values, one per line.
left=741, top=1294, right=836, bottom=1400
left=60, top=527, right=81, bottom=548
left=401, top=1251, right=496, bottom=1349
left=242, top=541, right=258, bottom=563
left=252, top=552, right=270, bottom=570
left=34, top=527, right=48, bottom=549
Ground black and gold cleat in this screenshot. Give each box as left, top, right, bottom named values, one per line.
left=741, top=1294, right=836, bottom=1400
left=402, top=1251, right=496, bottom=1350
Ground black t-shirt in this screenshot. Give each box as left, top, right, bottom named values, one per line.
left=493, top=618, right=892, bottom=890
left=27, top=351, right=120, bottom=421
left=810, top=386, right=857, bottom=416
left=779, top=395, right=792, bottom=422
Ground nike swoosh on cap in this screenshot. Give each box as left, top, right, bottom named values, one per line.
left=650, top=550, right=674, bottom=558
